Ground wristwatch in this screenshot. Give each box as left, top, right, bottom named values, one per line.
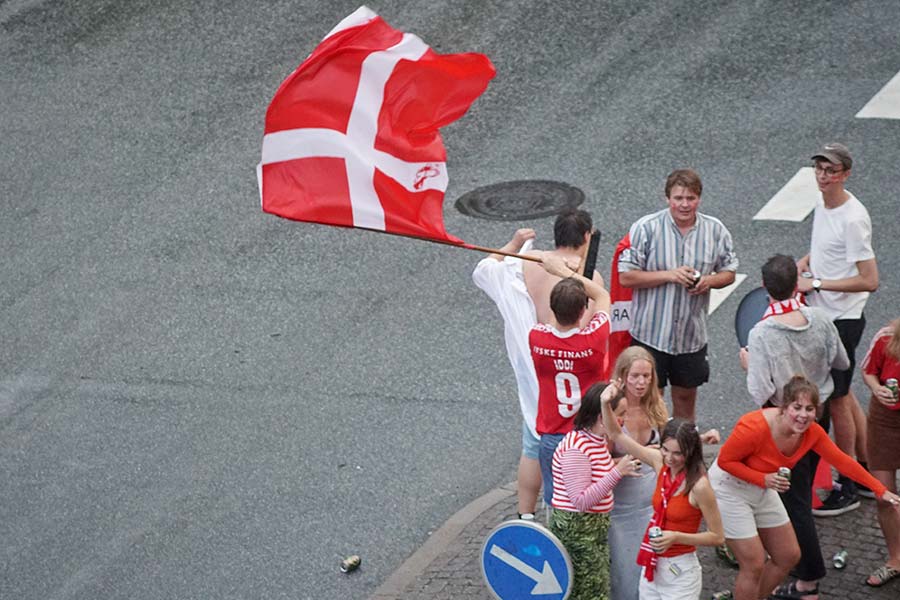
left=811, top=278, right=822, bottom=292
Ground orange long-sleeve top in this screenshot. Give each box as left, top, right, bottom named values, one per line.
left=717, top=410, right=887, bottom=498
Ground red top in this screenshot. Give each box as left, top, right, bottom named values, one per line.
left=862, top=328, right=900, bottom=411
left=651, top=475, right=702, bottom=557
left=530, top=312, right=610, bottom=434
left=718, top=410, right=887, bottom=498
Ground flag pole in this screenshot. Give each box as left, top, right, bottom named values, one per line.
left=352, top=226, right=544, bottom=262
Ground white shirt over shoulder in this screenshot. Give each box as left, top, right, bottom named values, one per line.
left=472, top=241, right=540, bottom=438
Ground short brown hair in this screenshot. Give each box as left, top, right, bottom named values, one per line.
left=550, top=278, right=588, bottom=327
left=665, top=168, right=703, bottom=198
left=781, top=375, right=820, bottom=409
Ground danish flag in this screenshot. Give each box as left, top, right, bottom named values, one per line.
left=257, top=6, right=495, bottom=244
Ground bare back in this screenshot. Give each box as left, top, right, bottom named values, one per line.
left=523, top=248, right=601, bottom=327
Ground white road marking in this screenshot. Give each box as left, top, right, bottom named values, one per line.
left=709, top=274, right=747, bottom=315
left=856, top=70, right=900, bottom=119
left=752, top=168, right=818, bottom=222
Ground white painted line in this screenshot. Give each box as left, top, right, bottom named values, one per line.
left=856, top=70, right=900, bottom=119
left=753, top=168, right=818, bottom=222
left=709, top=273, right=747, bottom=315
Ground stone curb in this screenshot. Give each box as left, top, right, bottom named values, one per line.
left=369, top=481, right=517, bottom=600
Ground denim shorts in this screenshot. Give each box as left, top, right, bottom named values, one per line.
left=521, top=421, right=540, bottom=460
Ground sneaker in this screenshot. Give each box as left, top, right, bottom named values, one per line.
left=812, top=488, right=860, bottom=517
left=858, top=485, right=877, bottom=499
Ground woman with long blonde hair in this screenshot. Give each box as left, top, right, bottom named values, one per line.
left=607, top=347, right=670, bottom=600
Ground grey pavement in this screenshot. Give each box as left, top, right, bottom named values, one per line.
left=4, top=2, right=900, bottom=599
left=374, top=454, right=900, bottom=600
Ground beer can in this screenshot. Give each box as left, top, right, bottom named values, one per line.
left=711, top=591, right=733, bottom=600
left=886, top=378, right=899, bottom=400
left=777, top=466, right=791, bottom=481
left=689, top=270, right=701, bottom=288
left=340, top=555, right=361, bottom=573
left=832, top=549, right=848, bottom=569
left=648, top=526, right=663, bottom=552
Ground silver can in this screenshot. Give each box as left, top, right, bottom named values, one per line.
left=340, top=555, right=361, bottom=573
left=886, top=378, right=899, bottom=400
left=689, top=270, right=702, bottom=288
left=832, top=549, right=848, bottom=569
left=777, top=466, right=791, bottom=481
left=648, top=526, right=663, bottom=552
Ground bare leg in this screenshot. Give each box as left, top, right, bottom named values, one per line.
left=829, top=393, right=856, bottom=456
left=726, top=537, right=766, bottom=600
left=517, top=456, right=540, bottom=515
left=847, top=390, right=868, bottom=462
left=670, top=385, right=697, bottom=421
left=757, top=523, right=801, bottom=599
left=872, top=470, right=900, bottom=576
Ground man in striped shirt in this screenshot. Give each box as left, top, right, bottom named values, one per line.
left=619, top=169, right=738, bottom=421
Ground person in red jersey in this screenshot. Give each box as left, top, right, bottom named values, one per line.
left=530, top=254, right=611, bottom=507
left=601, top=379, right=724, bottom=600
left=709, top=376, right=900, bottom=600
left=861, top=318, right=900, bottom=588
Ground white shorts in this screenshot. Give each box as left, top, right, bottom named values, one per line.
left=638, top=552, right=702, bottom=600
left=708, top=461, right=789, bottom=539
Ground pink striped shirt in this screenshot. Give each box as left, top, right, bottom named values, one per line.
left=551, top=429, right=621, bottom=513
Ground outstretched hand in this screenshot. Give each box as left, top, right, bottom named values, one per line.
left=881, top=490, right=900, bottom=508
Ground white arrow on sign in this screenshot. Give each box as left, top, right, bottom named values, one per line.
left=489, top=544, right=562, bottom=595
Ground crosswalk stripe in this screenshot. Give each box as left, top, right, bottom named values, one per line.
left=752, top=168, right=817, bottom=222
left=856, top=70, right=900, bottom=119
left=709, top=273, right=747, bottom=315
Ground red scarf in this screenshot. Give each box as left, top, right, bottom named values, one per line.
left=761, top=294, right=805, bottom=320
left=636, top=466, right=686, bottom=582
left=604, top=232, right=632, bottom=380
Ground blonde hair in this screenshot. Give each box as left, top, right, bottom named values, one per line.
left=888, top=319, right=900, bottom=360
left=613, top=347, right=669, bottom=429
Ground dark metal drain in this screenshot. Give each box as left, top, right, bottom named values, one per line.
left=455, top=180, right=585, bottom=221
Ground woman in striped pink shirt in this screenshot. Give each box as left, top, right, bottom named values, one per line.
left=550, top=382, right=640, bottom=600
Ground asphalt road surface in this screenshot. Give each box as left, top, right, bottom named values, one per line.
left=2, top=1, right=898, bottom=599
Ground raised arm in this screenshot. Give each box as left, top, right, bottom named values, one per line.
left=599, top=380, right=664, bottom=471
left=488, top=228, right=535, bottom=262
left=540, top=254, right=610, bottom=314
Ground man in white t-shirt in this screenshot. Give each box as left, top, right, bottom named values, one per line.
left=796, top=142, right=880, bottom=516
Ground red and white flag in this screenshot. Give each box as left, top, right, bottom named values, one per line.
left=257, top=6, right=495, bottom=244
left=603, top=233, right=633, bottom=380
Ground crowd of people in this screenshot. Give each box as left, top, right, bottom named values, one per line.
left=473, top=143, right=900, bottom=599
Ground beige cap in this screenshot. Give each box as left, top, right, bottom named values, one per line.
left=811, top=143, right=852, bottom=170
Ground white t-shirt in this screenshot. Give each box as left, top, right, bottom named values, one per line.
left=807, top=192, right=874, bottom=320
left=472, top=241, right=540, bottom=438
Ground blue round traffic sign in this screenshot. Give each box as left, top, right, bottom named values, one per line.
left=480, top=519, right=572, bottom=600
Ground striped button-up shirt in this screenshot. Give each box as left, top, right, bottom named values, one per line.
left=618, top=209, right=738, bottom=354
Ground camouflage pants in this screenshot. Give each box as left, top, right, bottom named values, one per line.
left=549, top=509, right=611, bottom=600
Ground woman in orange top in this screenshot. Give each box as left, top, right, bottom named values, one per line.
left=601, top=379, right=724, bottom=600
left=710, top=376, right=900, bottom=600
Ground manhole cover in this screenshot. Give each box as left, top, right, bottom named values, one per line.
left=455, top=180, right=585, bottom=221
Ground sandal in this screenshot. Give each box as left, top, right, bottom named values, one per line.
left=866, top=564, right=900, bottom=587
left=771, top=580, right=818, bottom=599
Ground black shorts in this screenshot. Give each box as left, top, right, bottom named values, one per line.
left=829, top=315, right=866, bottom=399
left=631, top=340, right=710, bottom=389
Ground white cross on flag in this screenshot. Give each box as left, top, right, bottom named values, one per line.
left=257, top=6, right=495, bottom=244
